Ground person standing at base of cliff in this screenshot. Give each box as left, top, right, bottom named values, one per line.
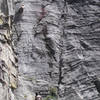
left=35, top=92, right=42, bottom=100
left=13, top=4, right=25, bottom=24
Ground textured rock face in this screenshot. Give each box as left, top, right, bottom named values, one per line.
left=0, top=0, right=17, bottom=100
left=0, top=0, right=100, bottom=100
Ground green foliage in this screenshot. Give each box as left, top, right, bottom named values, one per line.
left=49, top=87, right=57, bottom=97
left=44, top=95, right=57, bottom=100
left=44, top=87, right=58, bottom=100
left=24, top=95, right=27, bottom=98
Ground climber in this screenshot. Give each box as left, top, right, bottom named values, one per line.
left=38, top=5, right=46, bottom=23
left=13, top=4, right=25, bottom=24
left=35, top=92, right=42, bottom=100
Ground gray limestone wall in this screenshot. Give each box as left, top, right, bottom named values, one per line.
left=0, top=0, right=100, bottom=100
left=13, top=0, right=100, bottom=100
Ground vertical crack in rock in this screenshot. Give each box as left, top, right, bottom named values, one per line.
left=58, top=51, right=64, bottom=85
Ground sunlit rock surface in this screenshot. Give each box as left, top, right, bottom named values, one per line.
left=0, top=1, right=17, bottom=100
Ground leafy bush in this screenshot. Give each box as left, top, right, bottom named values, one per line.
left=44, top=87, right=58, bottom=100
left=44, top=95, right=57, bottom=100
left=49, top=87, right=57, bottom=97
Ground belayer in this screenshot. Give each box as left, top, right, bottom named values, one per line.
left=35, top=92, right=42, bottom=100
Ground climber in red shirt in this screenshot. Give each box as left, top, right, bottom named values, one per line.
left=38, top=5, right=46, bottom=22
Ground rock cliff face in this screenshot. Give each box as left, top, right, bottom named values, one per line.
left=0, top=0, right=100, bottom=100
left=0, top=0, right=17, bottom=100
